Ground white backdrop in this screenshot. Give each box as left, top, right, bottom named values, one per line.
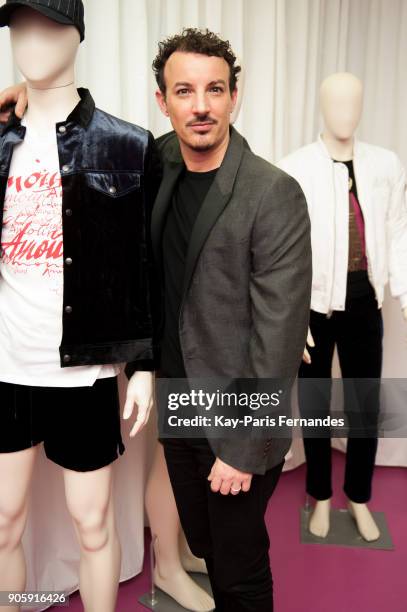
left=1, top=0, right=406, bottom=605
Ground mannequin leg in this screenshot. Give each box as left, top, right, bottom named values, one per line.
left=146, top=442, right=214, bottom=611
left=345, top=405, right=379, bottom=540
left=301, top=437, right=333, bottom=536
left=179, top=527, right=208, bottom=573
left=347, top=499, right=380, bottom=541
left=307, top=498, right=331, bottom=538
left=298, top=310, right=336, bottom=538
left=337, top=289, right=382, bottom=542
left=345, top=422, right=380, bottom=541
left=0, top=446, right=38, bottom=612
left=63, top=465, right=120, bottom=612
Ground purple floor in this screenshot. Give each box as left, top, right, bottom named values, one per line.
left=52, top=450, right=407, bottom=611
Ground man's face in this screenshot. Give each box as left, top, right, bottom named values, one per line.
left=156, top=51, right=237, bottom=153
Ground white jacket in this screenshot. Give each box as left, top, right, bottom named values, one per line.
left=278, top=136, right=407, bottom=314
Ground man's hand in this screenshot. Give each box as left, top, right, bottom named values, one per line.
left=208, top=457, right=253, bottom=495
left=123, top=371, right=154, bottom=437
left=0, top=83, right=28, bottom=123
left=302, top=327, right=315, bottom=364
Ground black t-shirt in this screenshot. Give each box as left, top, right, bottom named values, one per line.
left=161, top=168, right=218, bottom=377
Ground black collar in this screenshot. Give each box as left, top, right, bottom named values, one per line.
left=1, top=87, right=95, bottom=137
left=62, top=87, right=95, bottom=128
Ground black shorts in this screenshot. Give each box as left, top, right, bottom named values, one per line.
left=0, top=376, right=125, bottom=472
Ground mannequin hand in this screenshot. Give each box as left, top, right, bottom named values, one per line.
left=123, top=371, right=154, bottom=437
left=208, top=458, right=252, bottom=495
left=302, top=327, right=315, bottom=364
left=0, top=82, right=28, bottom=122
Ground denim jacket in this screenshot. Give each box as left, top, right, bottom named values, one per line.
left=0, top=88, right=161, bottom=369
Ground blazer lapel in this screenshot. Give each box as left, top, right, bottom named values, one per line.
left=151, top=160, right=183, bottom=270
left=181, top=127, right=245, bottom=302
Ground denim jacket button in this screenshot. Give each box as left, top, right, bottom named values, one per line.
left=63, top=354, right=71, bottom=363
left=59, top=126, right=67, bottom=134
left=65, top=305, right=73, bottom=314
left=109, top=186, right=117, bottom=195
left=65, top=257, right=73, bottom=266
left=62, top=165, right=70, bottom=173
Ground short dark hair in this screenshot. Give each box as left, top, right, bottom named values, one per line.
left=152, top=28, right=241, bottom=95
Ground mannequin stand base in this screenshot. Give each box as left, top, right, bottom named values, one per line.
left=300, top=507, right=393, bottom=550
left=139, top=574, right=214, bottom=611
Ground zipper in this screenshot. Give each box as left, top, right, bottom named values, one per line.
left=327, top=159, right=339, bottom=318
left=353, top=156, right=378, bottom=306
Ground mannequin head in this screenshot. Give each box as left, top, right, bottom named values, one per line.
left=320, top=73, right=363, bottom=141
left=9, top=7, right=80, bottom=87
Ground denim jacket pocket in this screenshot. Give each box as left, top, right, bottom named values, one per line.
left=84, top=171, right=141, bottom=198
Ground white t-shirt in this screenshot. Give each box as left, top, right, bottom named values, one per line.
left=0, top=120, right=119, bottom=387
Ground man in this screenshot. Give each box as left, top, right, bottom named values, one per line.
left=150, top=29, right=311, bottom=612
left=0, top=28, right=311, bottom=612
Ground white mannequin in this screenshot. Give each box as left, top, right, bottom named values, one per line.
left=146, top=443, right=214, bottom=611
left=0, top=84, right=214, bottom=612
left=0, top=8, right=153, bottom=612
left=0, top=14, right=213, bottom=612
left=303, top=72, right=407, bottom=542
left=0, top=51, right=250, bottom=612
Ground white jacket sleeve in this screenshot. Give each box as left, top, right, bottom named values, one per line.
left=386, top=156, right=407, bottom=309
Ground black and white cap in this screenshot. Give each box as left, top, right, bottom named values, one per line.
left=0, top=0, right=85, bottom=42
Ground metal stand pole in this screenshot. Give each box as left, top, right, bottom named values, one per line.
left=148, top=534, right=158, bottom=607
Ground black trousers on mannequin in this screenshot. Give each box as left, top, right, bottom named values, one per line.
left=298, top=275, right=383, bottom=503
left=162, top=437, right=284, bottom=612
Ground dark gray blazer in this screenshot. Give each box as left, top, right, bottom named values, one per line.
left=153, top=127, right=312, bottom=474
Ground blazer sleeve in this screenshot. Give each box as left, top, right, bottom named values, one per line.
left=248, top=171, right=312, bottom=379
left=211, top=171, right=312, bottom=474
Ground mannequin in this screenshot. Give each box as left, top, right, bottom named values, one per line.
left=0, top=11, right=213, bottom=612
left=279, top=72, right=407, bottom=542
left=146, top=443, right=214, bottom=611
left=0, top=4, right=154, bottom=612
left=0, top=79, right=214, bottom=612
left=0, top=56, right=251, bottom=612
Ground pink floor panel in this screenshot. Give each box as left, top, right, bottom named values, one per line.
left=51, top=449, right=406, bottom=612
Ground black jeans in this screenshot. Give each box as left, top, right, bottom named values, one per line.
left=162, top=437, right=284, bottom=612
left=298, top=279, right=383, bottom=503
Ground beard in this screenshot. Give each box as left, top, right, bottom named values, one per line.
left=187, top=132, right=217, bottom=152
left=190, top=142, right=214, bottom=152
left=182, top=116, right=220, bottom=152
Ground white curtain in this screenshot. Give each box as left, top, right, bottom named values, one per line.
left=1, top=0, right=406, bottom=607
